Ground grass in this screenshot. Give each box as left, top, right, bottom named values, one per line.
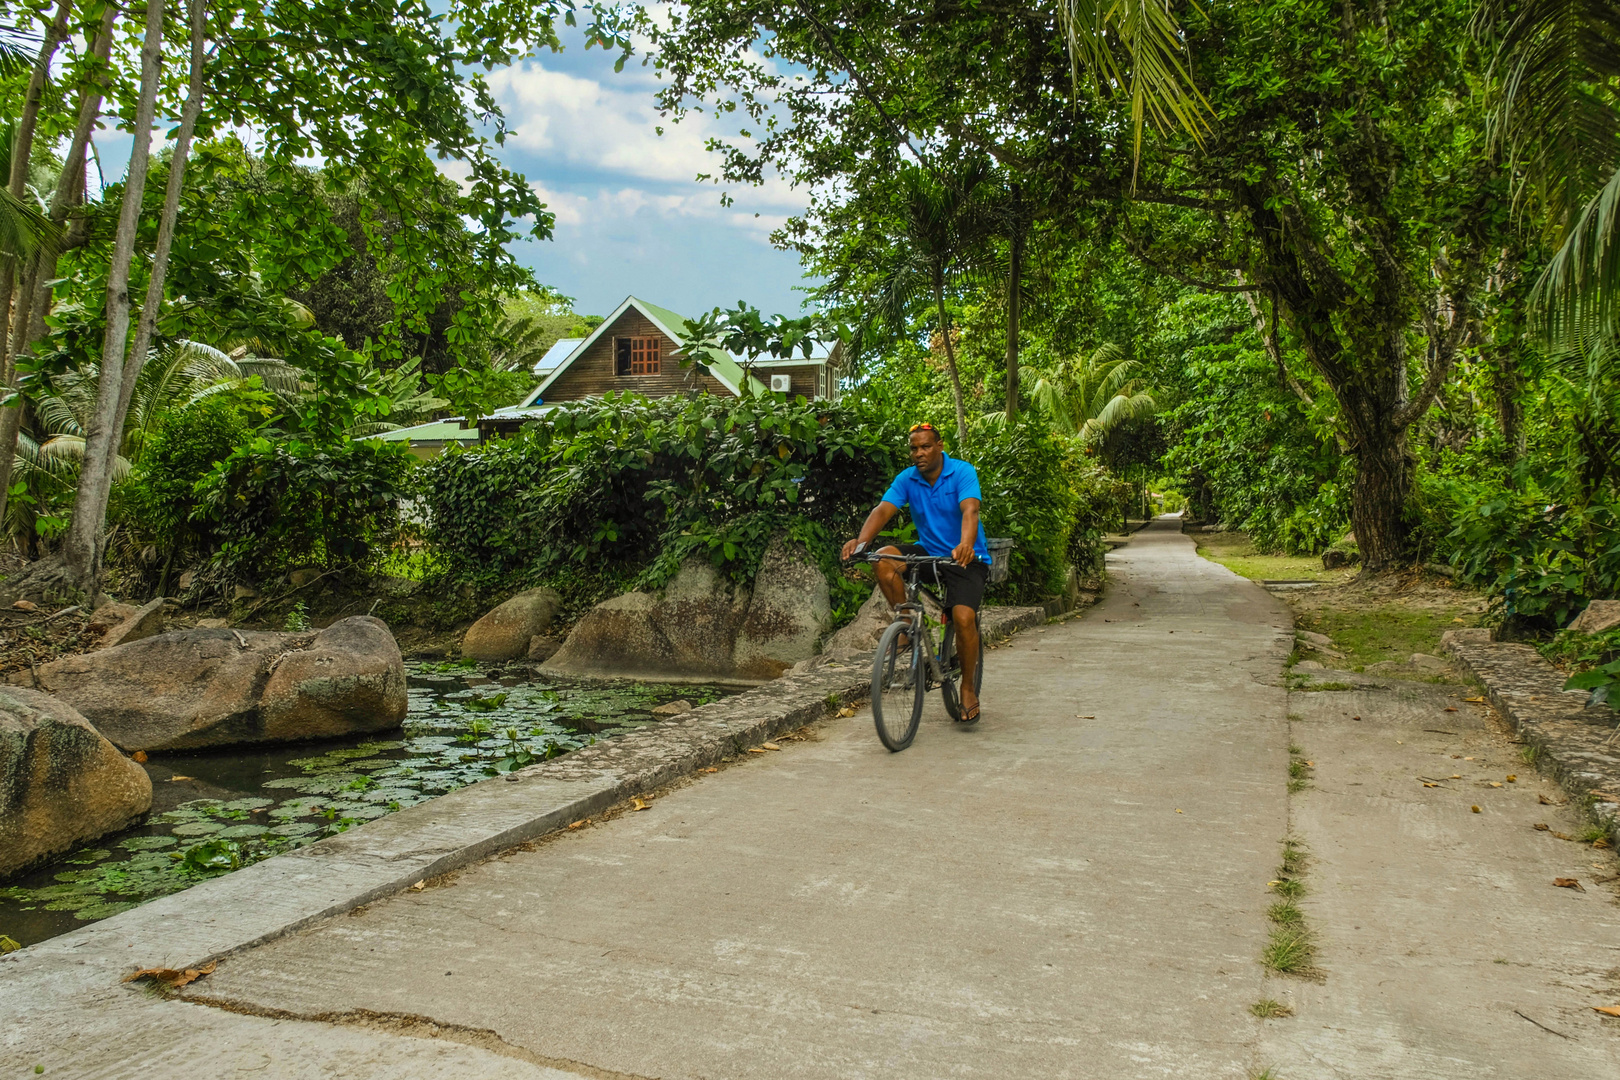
left=1193, top=531, right=1354, bottom=583
left=1251, top=1070, right=1282, bottom=1080
left=1578, top=824, right=1611, bottom=844
left=1250, top=998, right=1294, bottom=1019
left=1288, top=750, right=1313, bottom=793
left=1262, top=925, right=1317, bottom=974
left=1293, top=680, right=1355, bottom=692
left=1294, top=605, right=1475, bottom=669
left=1268, top=900, right=1304, bottom=924
left=1280, top=839, right=1308, bottom=874
left=1521, top=743, right=1541, bottom=765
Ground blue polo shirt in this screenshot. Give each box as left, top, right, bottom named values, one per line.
left=881, top=454, right=990, bottom=563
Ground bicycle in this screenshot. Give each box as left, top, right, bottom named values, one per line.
left=843, top=548, right=985, bottom=752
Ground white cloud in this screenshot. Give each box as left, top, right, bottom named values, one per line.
left=488, top=59, right=800, bottom=210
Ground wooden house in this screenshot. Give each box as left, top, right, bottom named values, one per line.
left=477, top=296, right=844, bottom=439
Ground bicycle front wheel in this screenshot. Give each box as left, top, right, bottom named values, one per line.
left=872, top=621, right=924, bottom=752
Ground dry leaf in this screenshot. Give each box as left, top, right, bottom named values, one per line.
left=1076, top=714, right=1094, bottom=719
left=1175, top=809, right=1183, bottom=814
left=1593, top=1005, right=1620, bottom=1017
left=132, top=750, right=148, bottom=763
left=1554, top=831, right=1575, bottom=841
left=411, top=880, right=425, bottom=890
left=1534, top=823, right=1551, bottom=831
left=1471, top=805, right=1482, bottom=813
left=125, top=962, right=215, bottom=988
left=747, top=747, right=767, bottom=754
left=700, top=767, right=718, bottom=774
left=1451, top=774, right=1462, bottom=779
left=168, top=776, right=194, bottom=782
left=632, top=797, right=650, bottom=811
left=1444, top=707, right=1458, bottom=712
left=1464, top=696, right=1486, bottom=703
left=1488, top=782, right=1503, bottom=788
left=1594, top=839, right=1613, bottom=849
left=1553, top=877, right=1585, bottom=891
left=1506, top=775, right=1517, bottom=782
left=1540, top=794, right=1555, bottom=805
left=567, top=820, right=588, bottom=830
left=1305, top=761, right=1315, bottom=767
left=761, top=742, right=781, bottom=751
left=838, top=707, right=857, bottom=718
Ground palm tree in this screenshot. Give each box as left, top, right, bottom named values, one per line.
left=859, top=161, right=995, bottom=444
left=1478, top=0, right=1620, bottom=342
left=1021, top=343, right=1159, bottom=447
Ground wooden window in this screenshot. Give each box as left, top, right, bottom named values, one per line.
left=615, top=336, right=660, bottom=376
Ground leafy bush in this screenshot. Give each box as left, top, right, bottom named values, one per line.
left=419, top=393, right=908, bottom=601
left=1068, top=458, right=1135, bottom=576
left=124, top=396, right=252, bottom=564
left=1422, top=472, right=1620, bottom=630
left=195, top=436, right=414, bottom=580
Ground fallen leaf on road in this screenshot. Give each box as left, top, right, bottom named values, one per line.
left=632, top=797, right=650, bottom=811
left=1464, top=696, right=1486, bottom=703
left=1423, top=782, right=1440, bottom=788
left=1594, top=1006, right=1620, bottom=1017
left=838, top=707, right=857, bottom=718
left=1451, top=774, right=1462, bottom=779
left=1553, top=877, right=1585, bottom=891
left=747, top=748, right=767, bottom=754
left=1507, top=775, right=1517, bottom=782
left=567, top=820, right=588, bottom=829
left=124, top=962, right=215, bottom=988
left=1472, top=805, right=1482, bottom=813
left=761, top=742, right=781, bottom=751
left=1595, top=839, right=1613, bottom=849
left=411, top=880, right=425, bottom=890
left=168, top=776, right=194, bottom=782
left=132, top=750, right=147, bottom=762
left=700, top=767, right=718, bottom=774
left=1488, top=782, right=1503, bottom=788
left=1305, top=761, right=1315, bottom=767
left=11, top=600, right=35, bottom=612
left=1175, top=809, right=1183, bottom=813
left=1535, top=823, right=1551, bottom=831
left=1540, top=794, right=1556, bottom=805
left=1076, top=714, right=1094, bottom=719
left=1444, top=707, right=1458, bottom=712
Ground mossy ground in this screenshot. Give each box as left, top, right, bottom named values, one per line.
left=1192, top=528, right=1488, bottom=672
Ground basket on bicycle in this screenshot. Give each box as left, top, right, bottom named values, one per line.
left=986, top=537, right=1014, bottom=583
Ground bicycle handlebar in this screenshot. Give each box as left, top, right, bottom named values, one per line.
left=840, top=548, right=958, bottom=569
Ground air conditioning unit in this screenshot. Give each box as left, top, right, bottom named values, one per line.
left=770, top=374, right=792, bottom=393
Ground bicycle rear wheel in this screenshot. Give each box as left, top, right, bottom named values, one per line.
left=940, top=617, right=984, bottom=723
left=872, top=621, right=924, bottom=752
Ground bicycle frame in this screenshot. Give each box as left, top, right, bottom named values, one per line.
left=851, top=550, right=957, bottom=686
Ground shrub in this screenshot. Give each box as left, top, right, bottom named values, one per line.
left=125, top=396, right=251, bottom=562
left=195, top=436, right=414, bottom=580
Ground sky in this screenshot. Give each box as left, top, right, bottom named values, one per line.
left=484, top=33, right=815, bottom=321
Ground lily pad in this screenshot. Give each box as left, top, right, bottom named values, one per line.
left=120, top=835, right=178, bottom=852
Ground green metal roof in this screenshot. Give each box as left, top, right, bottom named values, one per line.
left=370, top=419, right=478, bottom=443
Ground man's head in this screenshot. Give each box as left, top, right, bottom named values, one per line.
left=909, top=423, right=944, bottom=472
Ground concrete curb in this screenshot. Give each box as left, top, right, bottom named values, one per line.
left=1441, top=630, right=1620, bottom=840
left=0, top=604, right=1046, bottom=1028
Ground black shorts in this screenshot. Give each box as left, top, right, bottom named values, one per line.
left=895, top=543, right=989, bottom=613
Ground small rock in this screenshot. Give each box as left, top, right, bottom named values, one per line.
left=1409, top=653, right=1448, bottom=671
left=87, top=602, right=138, bottom=631
left=1365, top=660, right=1404, bottom=675
left=97, top=597, right=172, bottom=650
left=11, top=600, right=36, bottom=612
left=1298, top=631, right=1335, bottom=648
left=177, top=570, right=196, bottom=592
left=1294, top=660, right=1326, bottom=671
left=288, top=567, right=323, bottom=588
left=651, top=699, right=693, bottom=717
left=1321, top=548, right=1359, bottom=570
left=1570, top=600, right=1620, bottom=637
left=1440, top=628, right=1493, bottom=648
left=526, top=634, right=562, bottom=663
left=463, top=587, right=564, bottom=663
left=232, top=584, right=258, bottom=601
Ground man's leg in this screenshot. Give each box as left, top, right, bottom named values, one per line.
left=872, top=545, right=907, bottom=608
left=952, top=603, right=980, bottom=715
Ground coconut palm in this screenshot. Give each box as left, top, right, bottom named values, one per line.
left=1023, top=343, right=1159, bottom=446
left=1478, top=0, right=1620, bottom=342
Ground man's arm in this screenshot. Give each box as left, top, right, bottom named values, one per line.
left=842, top=501, right=900, bottom=560
left=952, top=498, right=981, bottom=567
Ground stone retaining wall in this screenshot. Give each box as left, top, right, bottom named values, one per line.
left=1441, top=629, right=1620, bottom=841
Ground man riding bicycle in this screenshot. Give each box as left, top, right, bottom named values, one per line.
left=841, top=422, right=990, bottom=723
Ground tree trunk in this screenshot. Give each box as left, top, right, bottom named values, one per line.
left=0, top=0, right=74, bottom=360
left=112, top=0, right=208, bottom=458
left=0, top=3, right=117, bottom=533
left=1004, top=211, right=1023, bottom=420
left=933, top=273, right=969, bottom=445
left=58, top=0, right=167, bottom=597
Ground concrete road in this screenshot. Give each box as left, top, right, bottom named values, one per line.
left=189, top=519, right=1296, bottom=1078
left=22, top=520, right=1614, bottom=1078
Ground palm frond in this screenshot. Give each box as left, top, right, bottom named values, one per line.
left=1531, top=163, right=1620, bottom=341
left=1057, top=0, right=1212, bottom=168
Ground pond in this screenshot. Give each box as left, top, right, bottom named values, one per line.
left=0, top=662, right=728, bottom=950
